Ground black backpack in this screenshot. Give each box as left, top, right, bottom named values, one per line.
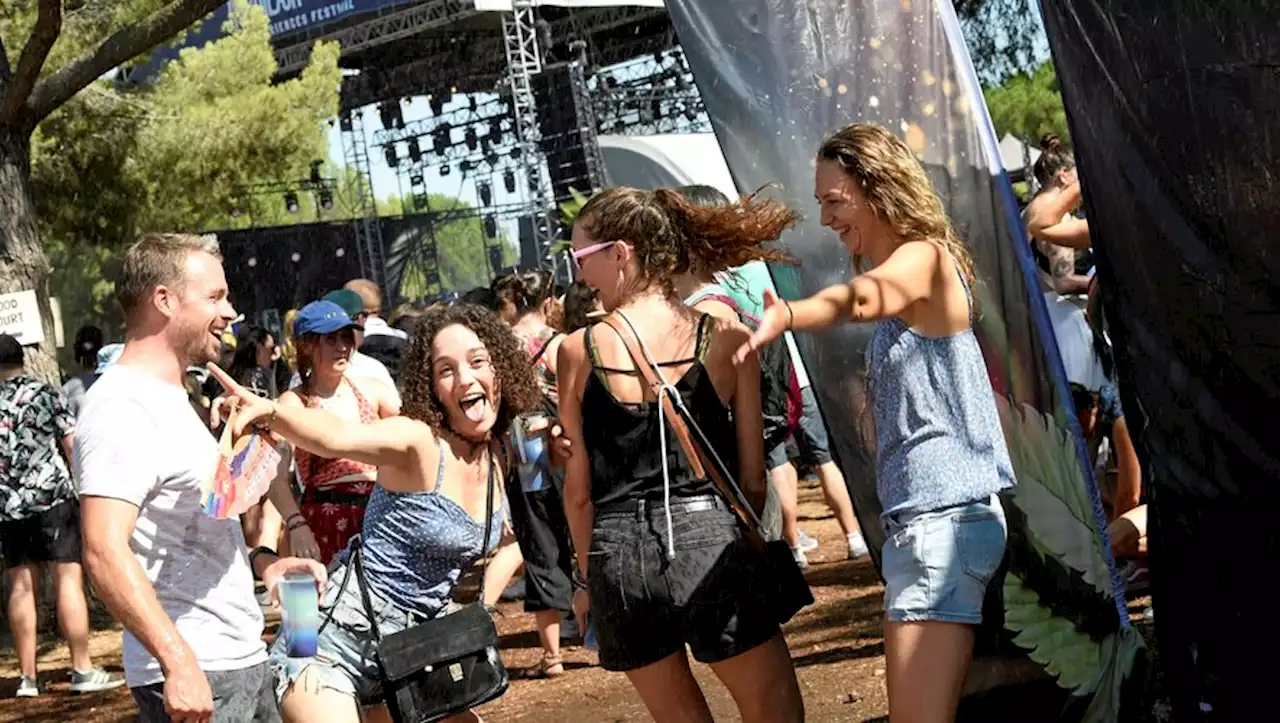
left=690, top=291, right=801, bottom=451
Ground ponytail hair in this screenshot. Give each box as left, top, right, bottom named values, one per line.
left=1033, top=133, right=1075, bottom=188
left=575, top=185, right=797, bottom=288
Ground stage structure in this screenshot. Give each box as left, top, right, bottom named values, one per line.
left=176, top=1, right=701, bottom=300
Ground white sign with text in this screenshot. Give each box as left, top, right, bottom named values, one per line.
left=0, top=290, right=44, bottom=345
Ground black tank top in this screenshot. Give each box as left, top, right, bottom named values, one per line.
left=582, top=315, right=738, bottom=509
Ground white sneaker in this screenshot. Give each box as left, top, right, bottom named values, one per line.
left=797, top=530, right=820, bottom=553
left=847, top=532, right=870, bottom=560
left=14, top=676, right=38, bottom=698
left=69, top=667, right=125, bottom=694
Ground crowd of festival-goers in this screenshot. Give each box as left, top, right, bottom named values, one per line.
left=0, top=121, right=1141, bottom=723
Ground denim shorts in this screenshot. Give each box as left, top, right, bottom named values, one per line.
left=589, top=495, right=779, bottom=672
left=268, top=557, right=451, bottom=705
left=881, top=495, right=1008, bottom=625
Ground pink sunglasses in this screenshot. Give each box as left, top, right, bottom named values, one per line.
left=571, top=240, right=618, bottom=269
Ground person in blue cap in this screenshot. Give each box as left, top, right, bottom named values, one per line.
left=266, top=300, right=400, bottom=565
left=318, top=289, right=399, bottom=400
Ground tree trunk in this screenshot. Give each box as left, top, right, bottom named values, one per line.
left=0, top=126, right=60, bottom=385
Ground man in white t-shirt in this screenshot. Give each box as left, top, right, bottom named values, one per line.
left=76, top=234, right=324, bottom=723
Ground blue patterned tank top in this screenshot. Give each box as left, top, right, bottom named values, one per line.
left=866, top=257, right=1015, bottom=519
left=359, top=440, right=505, bottom=618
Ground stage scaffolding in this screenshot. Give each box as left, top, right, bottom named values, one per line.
left=267, top=1, right=702, bottom=302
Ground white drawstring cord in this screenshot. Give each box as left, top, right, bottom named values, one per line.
left=617, top=311, right=679, bottom=561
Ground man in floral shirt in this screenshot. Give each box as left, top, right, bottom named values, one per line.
left=0, top=334, right=122, bottom=697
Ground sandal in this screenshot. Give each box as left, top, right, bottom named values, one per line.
left=519, top=654, right=565, bottom=680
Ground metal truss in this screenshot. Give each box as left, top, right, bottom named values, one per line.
left=339, top=109, right=395, bottom=301
left=371, top=96, right=512, bottom=148
left=274, top=0, right=476, bottom=77
left=501, top=2, right=556, bottom=261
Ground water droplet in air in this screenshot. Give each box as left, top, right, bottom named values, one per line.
left=837, top=83, right=848, bottom=95
left=869, top=96, right=880, bottom=108
left=869, top=37, right=882, bottom=49
left=923, top=70, right=937, bottom=86
left=335, top=248, right=345, bottom=258
left=923, top=102, right=936, bottom=116
left=247, top=258, right=257, bottom=268
left=291, top=252, right=301, bottom=263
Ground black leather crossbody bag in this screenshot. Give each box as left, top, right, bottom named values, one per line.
left=352, top=450, right=508, bottom=723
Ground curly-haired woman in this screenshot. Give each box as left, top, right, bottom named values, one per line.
left=558, top=186, right=805, bottom=722
left=738, top=123, right=1015, bottom=722
left=210, top=303, right=542, bottom=723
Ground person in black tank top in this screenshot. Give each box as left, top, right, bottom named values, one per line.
left=556, top=187, right=805, bottom=723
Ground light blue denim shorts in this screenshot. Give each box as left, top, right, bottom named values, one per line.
left=269, top=557, right=436, bottom=705
left=880, top=494, right=1008, bottom=625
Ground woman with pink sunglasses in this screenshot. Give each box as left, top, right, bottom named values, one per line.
left=557, top=187, right=806, bottom=722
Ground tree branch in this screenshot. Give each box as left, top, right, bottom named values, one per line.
left=22, top=0, right=224, bottom=125
left=0, top=0, right=63, bottom=128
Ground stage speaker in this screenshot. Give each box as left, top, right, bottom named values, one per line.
left=531, top=61, right=607, bottom=208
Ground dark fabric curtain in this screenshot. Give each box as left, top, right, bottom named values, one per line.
left=1040, top=2, right=1280, bottom=720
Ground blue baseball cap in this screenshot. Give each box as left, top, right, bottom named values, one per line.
left=293, top=300, right=362, bottom=339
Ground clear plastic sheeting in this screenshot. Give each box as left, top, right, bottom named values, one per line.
left=665, top=0, right=1141, bottom=715
left=1040, top=2, right=1280, bottom=720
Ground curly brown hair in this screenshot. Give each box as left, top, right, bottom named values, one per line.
left=400, top=303, right=541, bottom=439
left=576, top=186, right=797, bottom=287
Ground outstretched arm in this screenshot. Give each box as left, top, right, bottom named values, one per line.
left=208, top=364, right=421, bottom=470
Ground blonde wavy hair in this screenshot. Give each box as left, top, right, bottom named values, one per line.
left=818, top=123, right=977, bottom=289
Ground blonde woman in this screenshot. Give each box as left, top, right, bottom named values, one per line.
left=738, top=123, right=1014, bottom=723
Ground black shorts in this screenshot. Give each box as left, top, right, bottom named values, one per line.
left=588, top=495, right=779, bottom=672
left=0, top=500, right=81, bottom=568
left=505, top=472, right=574, bottom=613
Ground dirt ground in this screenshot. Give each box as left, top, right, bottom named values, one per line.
left=0, top=482, right=1156, bottom=722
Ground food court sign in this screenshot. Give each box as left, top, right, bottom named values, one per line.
left=0, top=290, right=43, bottom=346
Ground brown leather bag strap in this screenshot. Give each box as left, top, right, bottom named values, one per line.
left=599, top=314, right=763, bottom=543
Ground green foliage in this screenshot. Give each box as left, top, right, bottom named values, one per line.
left=983, top=61, right=1069, bottom=145
left=550, top=187, right=591, bottom=256
left=954, top=0, right=1045, bottom=84
left=18, top=1, right=340, bottom=364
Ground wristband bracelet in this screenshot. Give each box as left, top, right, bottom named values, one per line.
left=571, top=567, right=588, bottom=591
left=287, top=518, right=309, bottom=532
left=285, top=512, right=304, bottom=526
left=783, top=300, right=794, bottom=331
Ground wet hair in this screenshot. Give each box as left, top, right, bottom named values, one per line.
left=228, top=326, right=273, bottom=388
left=560, top=281, right=600, bottom=333
left=1033, top=133, right=1075, bottom=188
left=73, top=325, right=104, bottom=368
left=492, top=269, right=556, bottom=317
left=675, top=184, right=731, bottom=208
left=818, top=122, right=978, bottom=287
left=400, top=303, right=541, bottom=439
left=575, top=186, right=796, bottom=287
